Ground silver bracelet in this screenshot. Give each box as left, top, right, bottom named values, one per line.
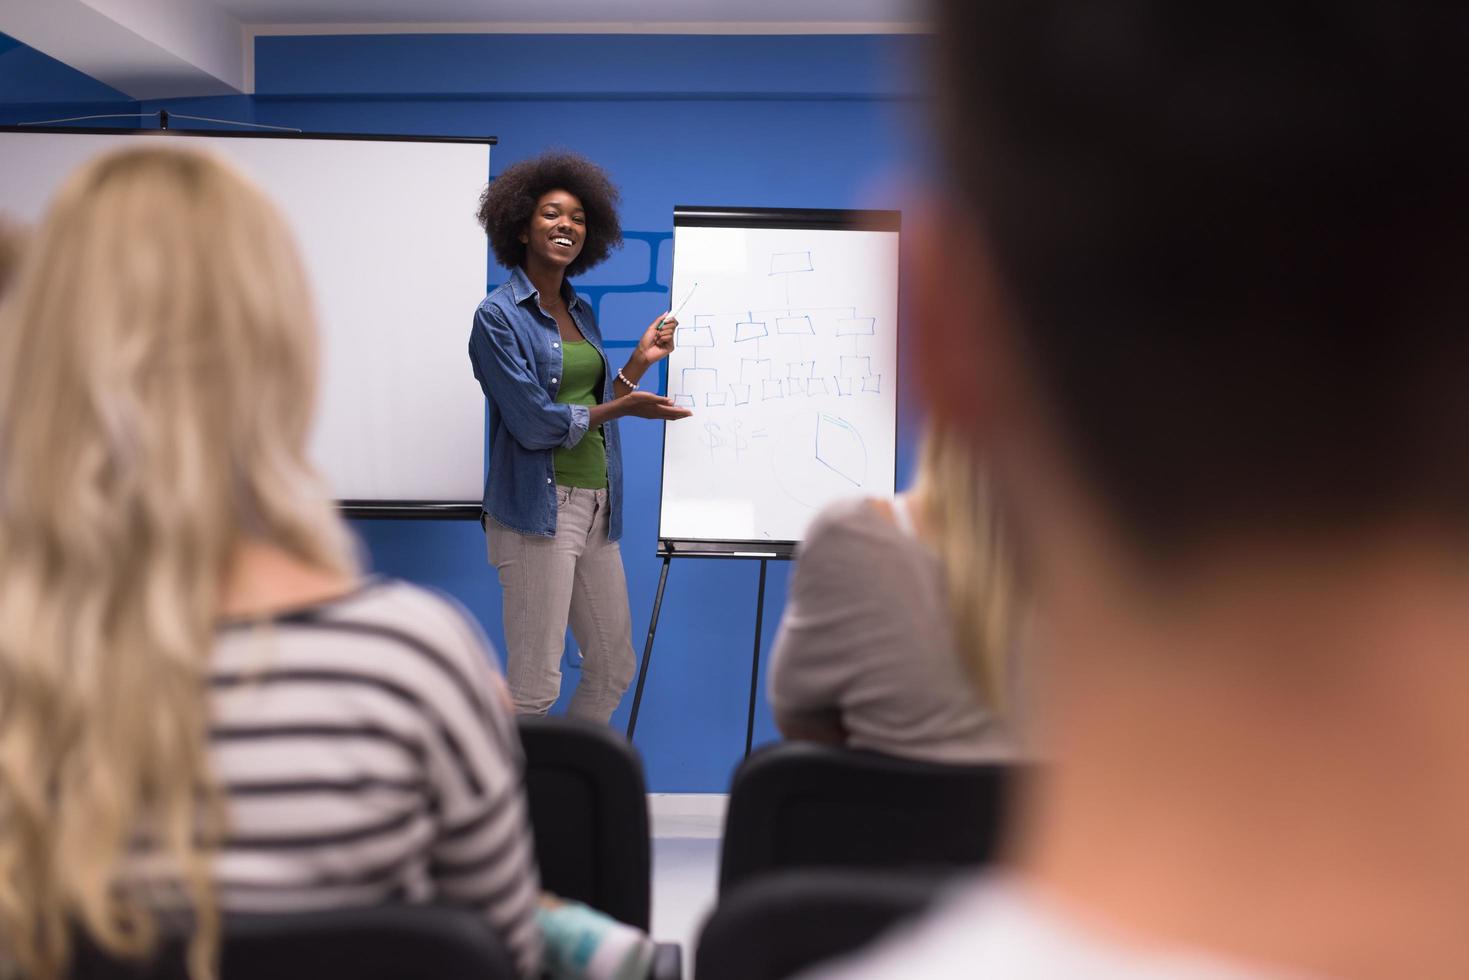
left=617, top=368, right=638, bottom=391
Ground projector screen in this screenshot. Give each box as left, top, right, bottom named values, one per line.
left=0, top=127, right=494, bottom=518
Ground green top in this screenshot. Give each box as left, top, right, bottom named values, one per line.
left=553, top=340, right=609, bottom=489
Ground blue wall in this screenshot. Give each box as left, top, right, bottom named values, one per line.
left=0, top=30, right=138, bottom=126
left=0, top=32, right=930, bottom=791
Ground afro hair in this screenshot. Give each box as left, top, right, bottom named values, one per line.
left=477, top=151, right=623, bottom=278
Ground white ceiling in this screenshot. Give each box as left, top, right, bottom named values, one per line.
left=217, top=0, right=922, bottom=29
left=0, top=0, right=924, bottom=102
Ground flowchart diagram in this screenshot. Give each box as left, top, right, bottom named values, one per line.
left=660, top=217, right=899, bottom=544
left=670, top=249, right=885, bottom=412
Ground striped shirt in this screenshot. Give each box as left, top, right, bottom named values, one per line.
left=140, top=579, right=542, bottom=977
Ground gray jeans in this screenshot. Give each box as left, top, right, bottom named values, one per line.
left=485, top=486, right=636, bottom=722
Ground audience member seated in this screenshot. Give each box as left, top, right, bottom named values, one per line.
left=0, top=148, right=648, bottom=980
left=767, top=424, right=1020, bottom=764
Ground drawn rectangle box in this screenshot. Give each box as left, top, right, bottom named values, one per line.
left=740, top=358, right=773, bottom=384
left=787, top=360, right=817, bottom=379
left=777, top=316, right=814, bottom=336
left=735, top=320, right=768, bottom=343
left=769, top=251, right=813, bottom=275
left=839, top=355, right=873, bottom=378
left=861, top=375, right=881, bottom=395
left=837, top=316, right=876, bottom=336
left=681, top=366, right=718, bottom=397
left=676, top=325, right=715, bottom=348
left=761, top=379, right=784, bottom=400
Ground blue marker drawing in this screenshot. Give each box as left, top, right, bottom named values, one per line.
left=769, top=251, right=814, bottom=275
left=814, top=414, right=866, bottom=487
left=735, top=319, right=769, bottom=343
left=776, top=315, right=814, bottom=336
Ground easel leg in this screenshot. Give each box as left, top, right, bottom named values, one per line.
left=626, top=555, right=672, bottom=740
left=745, top=559, right=769, bottom=758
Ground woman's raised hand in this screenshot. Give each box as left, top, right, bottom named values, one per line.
left=636, top=311, right=678, bottom=364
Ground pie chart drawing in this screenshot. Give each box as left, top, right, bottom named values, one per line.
left=771, top=410, right=868, bottom=512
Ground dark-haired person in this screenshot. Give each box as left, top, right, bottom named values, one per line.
left=469, top=152, right=691, bottom=722
left=806, top=1, right=1469, bottom=978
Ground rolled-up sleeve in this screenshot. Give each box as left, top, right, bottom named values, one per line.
left=469, top=305, right=588, bottom=451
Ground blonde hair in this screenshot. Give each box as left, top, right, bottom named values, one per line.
left=0, top=147, right=357, bottom=979
left=908, top=423, right=1018, bottom=715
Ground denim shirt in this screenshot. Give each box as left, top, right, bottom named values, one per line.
left=469, top=266, right=623, bottom=541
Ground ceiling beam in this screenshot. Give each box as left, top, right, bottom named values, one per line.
left=0, top=0, right=246, bottom=99
left=247, top=20, right=929, bottom=35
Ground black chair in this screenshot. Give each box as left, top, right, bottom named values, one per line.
left=695, top=868, right=947, bottom=980
left=519, top=715, right=652, bottom=928
left=69, top=904, right=516, bottom=980
left=719, top=741, right=1014, bottom=894
left=518, top=716, right=682, bottom=980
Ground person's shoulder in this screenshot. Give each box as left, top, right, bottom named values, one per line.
left=342, top=575, right=487, bottom=632
left=318, top=578, right=501, bottom=681
left=797, top=876, right=1010, bottom=980
left=801, top=875, right=1287, bottom=980
left=477, top=280, right=521, bottom=319
left=797, top=496, right=903, bottom=566
left=339, top=576, right=467, bottom=617
left=804, top=495, right=889, bottom=539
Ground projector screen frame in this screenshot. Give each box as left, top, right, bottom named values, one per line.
left=0, top=124, right=496, bottom=522
left=0, top=124, right=496, bottom=148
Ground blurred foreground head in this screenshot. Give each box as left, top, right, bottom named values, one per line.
left=0, top=215, right=25, bottom=298
left=0, top=147, right=354, bottom=979
left=913, top=10, right=1469, bottom=974
left=924, top=2, right=1469, bottom=566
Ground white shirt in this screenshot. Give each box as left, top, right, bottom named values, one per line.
left=799, top=874, right=1321, bottom=980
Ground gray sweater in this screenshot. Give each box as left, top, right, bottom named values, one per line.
left=768, top=496, right=1015, bottom=765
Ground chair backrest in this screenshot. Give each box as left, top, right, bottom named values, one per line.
left=68, top=904, right=517, bottom=980
left=719, top=741, right=1013, bottom=894
left=695, top=868, right=946, bottom=980
left=518, top=715, right=652, bottom=930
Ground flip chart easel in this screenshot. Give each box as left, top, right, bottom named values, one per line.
left=625, top=205, right=901, bottom=756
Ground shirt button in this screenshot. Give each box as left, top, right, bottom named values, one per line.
left=553, top=342, right=560, bottom=348
left=551, top=377, right=558, bottom=384
left=546, top=478, right=552, bottom=484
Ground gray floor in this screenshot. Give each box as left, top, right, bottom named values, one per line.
left=652, top=837, right=721, bottom=974
left=649, top=796, right=726, bottom=977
